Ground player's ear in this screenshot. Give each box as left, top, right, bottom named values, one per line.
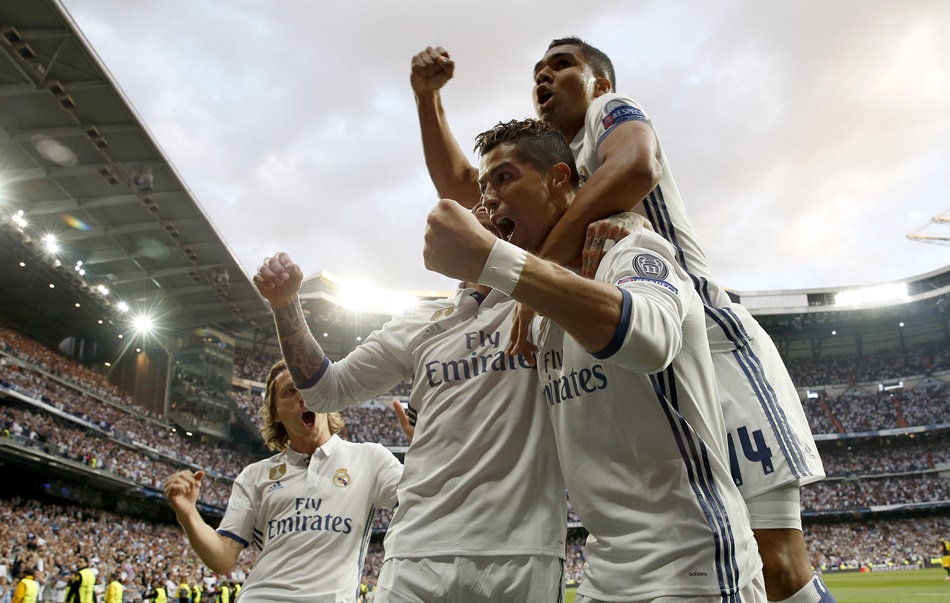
left=549, top=162, right=573, bottom=192
left=592, top=76, right=611, bottom=98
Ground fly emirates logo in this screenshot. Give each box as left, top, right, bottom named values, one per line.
left=540, top=349, right=609, bottom=408
left=266, top=496, right=354, bottom=540
left=423, top=329, right=533, bottom=387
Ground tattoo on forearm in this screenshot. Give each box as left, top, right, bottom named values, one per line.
left=273, top=302, right=305, bottom=336
left=272, top=300, right=325, bottom=387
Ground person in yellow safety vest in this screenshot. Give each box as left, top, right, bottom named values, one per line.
left=11, top=567, right=38, bottom=603
left=145, top=581, right=167, bottom=603
left=232, top=582, right=240, bottom=599
left=191, top=582, right=203, bottom=603
left=65, top=558, right=96, bottom=603
left=215, top=581, right=230, bottom=603
left=176, top=580, right=191, bottom=603
left=104, top=573, right=123, bottom=603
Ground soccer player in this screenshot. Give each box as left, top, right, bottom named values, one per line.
left=423, top=117, right=765, bottom=601
left=940, top=539, right=950, bottom=579
left=164, top=359, right=402, bottom=602
left=253, top=239, right=567, bottom=602
left=411, top=40, right=831, bottom=603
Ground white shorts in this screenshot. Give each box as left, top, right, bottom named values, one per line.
left=374, top=555, right=564, bottom=603
left=713, top=323, right=825, bottom=500
left=574, top=570, right=765, bottom=603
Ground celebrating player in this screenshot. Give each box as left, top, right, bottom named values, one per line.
left=253, top=240, right=567, bottom=602
left=164, top=360, right=402, bottom=602
left=424, top=117, right=766, bottom=602
left=411, top=40, right=831, bottom=603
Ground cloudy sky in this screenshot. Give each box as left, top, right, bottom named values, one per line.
left=60, top=0, right=949, bottom=295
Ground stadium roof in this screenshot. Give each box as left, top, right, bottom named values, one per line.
left=0, top=0, right=271, bottom=345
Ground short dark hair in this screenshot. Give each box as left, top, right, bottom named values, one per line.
left=474, top=118, right=578, bottom=188
left=548, top=36, right=615, bottom=91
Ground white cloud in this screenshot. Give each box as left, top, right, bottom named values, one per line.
left=62, top=0, right=950, bottom=292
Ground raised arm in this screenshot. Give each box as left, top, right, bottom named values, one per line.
left=411, top=46, right=481, bottom=207
left=254, top=253, right=326, bottom=389
left=424, top=199, right=685, bottom=370
left=164, top=470, right=243, bottom=575
left=536, top=119, right=660, bottom=266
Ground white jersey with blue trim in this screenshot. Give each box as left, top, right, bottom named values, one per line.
left=300, top=288, right=566, bottom=559
left=573, top=92, right=824, bottom=499
left=573, top=91, right=752, bottom=353
left=534, top=229, right=762, bottom=601
left=216, top=435, right=401, bottom=602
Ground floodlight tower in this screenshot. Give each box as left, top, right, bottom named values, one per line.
left=908, top=211, right=950, bottom=246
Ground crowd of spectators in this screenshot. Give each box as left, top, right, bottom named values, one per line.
left=0, top=329, right=257, bottom=478
left=801, top=381, right=950, bottom=436
left=819, top=436, right=947, bottom=477
left=786, top=340, right=950, bottom=387
left=232, top=347, right=280, bottom=383
left=806, top=515, right=950, bottom=569
left=0, top=496, right=252, bottom=602
left=5, top=325, right=950, bottom=598
left=339, top=404, right=410, bottom=447
left=0, top=403, right=233, bottom=508
left=802, top=474, right=950, bottom=512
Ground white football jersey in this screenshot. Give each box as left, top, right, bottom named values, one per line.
left=535, top=230, right=762, bottom=600
left=217, top=435, right=401, bottom=602
left=301, top=288, right=567, bottom=559
left=573, top=92, right=824, bottom=499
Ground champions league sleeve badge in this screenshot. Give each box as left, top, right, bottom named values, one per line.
left=633, top=253, right=669, bottom=280
left=617, top=253, right=678, bottom=293
left=269, top=463, right=287, bottom=480
left=333, top=467, right=351, bottom=488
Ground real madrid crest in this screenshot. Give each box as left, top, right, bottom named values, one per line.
left=269, top=463, right=287, bottom=481
left=333, top=467, right=351, bottom=488
left=430, top=306, right=455, bottom=321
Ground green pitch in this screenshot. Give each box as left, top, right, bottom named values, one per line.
left=563, top=568, right=950, bottom=603
left=822, top=567, right=950, bottom=603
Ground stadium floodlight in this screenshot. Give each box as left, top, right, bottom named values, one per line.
left=11, top=212, right=27, bottom=228
left=834, top=283, right=909, bottom=307
left=338, top=280, right=420, bottom=315
left=132, top=314, right=154, bottom=334
left=97, top=285, right=110, bottom=295
left=44, top=233, right=59, bottom=254
left=116, top=301, right=130, bottom=313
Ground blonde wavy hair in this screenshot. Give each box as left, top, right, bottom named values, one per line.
left=259, top=359, right=344, bottom=451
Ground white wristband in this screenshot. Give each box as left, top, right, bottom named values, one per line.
left=477, top=238, right=528, bottom=296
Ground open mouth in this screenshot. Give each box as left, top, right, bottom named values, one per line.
left=301, top=411, right=316, bottom=428
left=492, top=216, right=515, bottom=242
left=536, top=87, right=553, bottom=109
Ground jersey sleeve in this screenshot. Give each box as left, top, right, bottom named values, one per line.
left=590, top=230, right=694, bottom=373
left=587, top=93, right=652, bottom=156
left=369, top=443, right=403, bottom=509
left=300, top=311, right=414, bottom=413
left=215, top=466, right=258, bottom=548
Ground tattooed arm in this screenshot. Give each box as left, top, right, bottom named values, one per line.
left=253, top=253, right=327, bottom=388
